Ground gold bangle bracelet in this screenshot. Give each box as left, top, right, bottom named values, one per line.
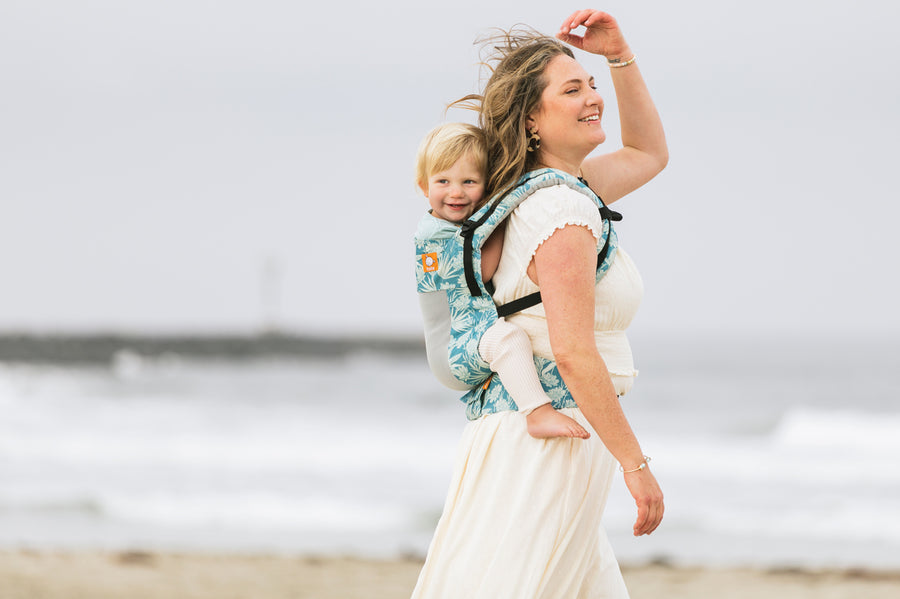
left=608, top=55, right=637, bottom=68
left=620, top=455, right=651, bottom=473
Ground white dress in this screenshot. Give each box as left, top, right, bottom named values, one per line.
left=411, top=185, right=644, bottom=599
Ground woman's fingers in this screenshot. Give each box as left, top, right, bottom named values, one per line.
left=556, top=9, right=598, bottom=50
left=556, top=31, right=584, bottom=50
left=559, top=9, right=582, bottom=33
left=638, top=498, right=664, bottom=536
left=633, top=499, right=650, bottom=535
left=559, top=8, right=598, bottom=33
left=653, top=498, right=665, bottom=533
left=571, top=8, right=597, bottom=29
left=583, top=10, right=615, bottom=29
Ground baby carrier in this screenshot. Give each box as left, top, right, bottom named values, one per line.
left=415, top=168, right=622, bottom=408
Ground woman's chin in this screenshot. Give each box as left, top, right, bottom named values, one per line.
left=581, top=135, right=606, bottom=156
left=578, top=130, right=606, bottom=152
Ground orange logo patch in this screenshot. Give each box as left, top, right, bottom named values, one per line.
left=421, top=252, right=439, bottom=273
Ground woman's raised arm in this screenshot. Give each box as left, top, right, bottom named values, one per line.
left=557, top=10, right=668, bottom=204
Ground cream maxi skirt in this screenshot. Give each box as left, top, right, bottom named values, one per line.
left=410, top=407, right=629, bottom=599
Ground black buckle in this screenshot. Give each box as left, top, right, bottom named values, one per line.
left=460, top=219, right=478, bottom=236
left=600, top=206, right=623, bottom=222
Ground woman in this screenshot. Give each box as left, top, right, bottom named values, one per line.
left=412, top=9, right=667, bottom=598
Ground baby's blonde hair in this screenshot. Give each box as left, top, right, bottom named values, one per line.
left=415, top=123, right=487, bottom=194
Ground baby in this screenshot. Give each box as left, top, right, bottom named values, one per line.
left=414, top=123, right=589, bottom=440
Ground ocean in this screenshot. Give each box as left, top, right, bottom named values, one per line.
left=1, top=331, right=898, bottom=570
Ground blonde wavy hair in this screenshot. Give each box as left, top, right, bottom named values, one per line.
left=452, top=27, right=574, bottom=203
left=414, top=122, right=487, bottom=193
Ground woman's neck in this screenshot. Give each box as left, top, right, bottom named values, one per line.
left=534, top=150, right=584, bottom=176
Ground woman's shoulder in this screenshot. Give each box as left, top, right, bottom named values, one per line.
left=515, top=184, right=602, bottom=228
left=505, top=184, right=604, bottom=257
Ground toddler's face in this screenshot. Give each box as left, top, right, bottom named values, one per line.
left=423, top=153, right=485, bottom=222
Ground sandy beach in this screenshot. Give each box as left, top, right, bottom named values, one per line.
left=2, top=551, right=898, bottom=599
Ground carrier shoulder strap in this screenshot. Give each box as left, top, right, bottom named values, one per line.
left=460, top=216, right=490, bottom=297
left=459, top=174, right=540, bottom=298
left=460, top=170, right=621, bottom=315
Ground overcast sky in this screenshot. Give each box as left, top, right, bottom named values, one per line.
left=1, top=1, right=897, bottom=337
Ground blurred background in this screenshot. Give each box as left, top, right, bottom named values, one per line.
left=1, top=0, right=898, bottom=570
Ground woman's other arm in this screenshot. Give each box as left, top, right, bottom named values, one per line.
left=529, top=224, right=664, bottom=535
left=558, top=10, right=668, bottom=203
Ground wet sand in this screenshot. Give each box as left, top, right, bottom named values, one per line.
left=1, top=551, right=898, bottom=599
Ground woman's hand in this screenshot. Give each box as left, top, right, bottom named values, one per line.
left=556, top=9, right=631, bottom=61
left=624, top=466, right=665, bottom=536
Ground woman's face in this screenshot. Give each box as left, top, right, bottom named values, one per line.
left=528, top=54, right=606, bottom=168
